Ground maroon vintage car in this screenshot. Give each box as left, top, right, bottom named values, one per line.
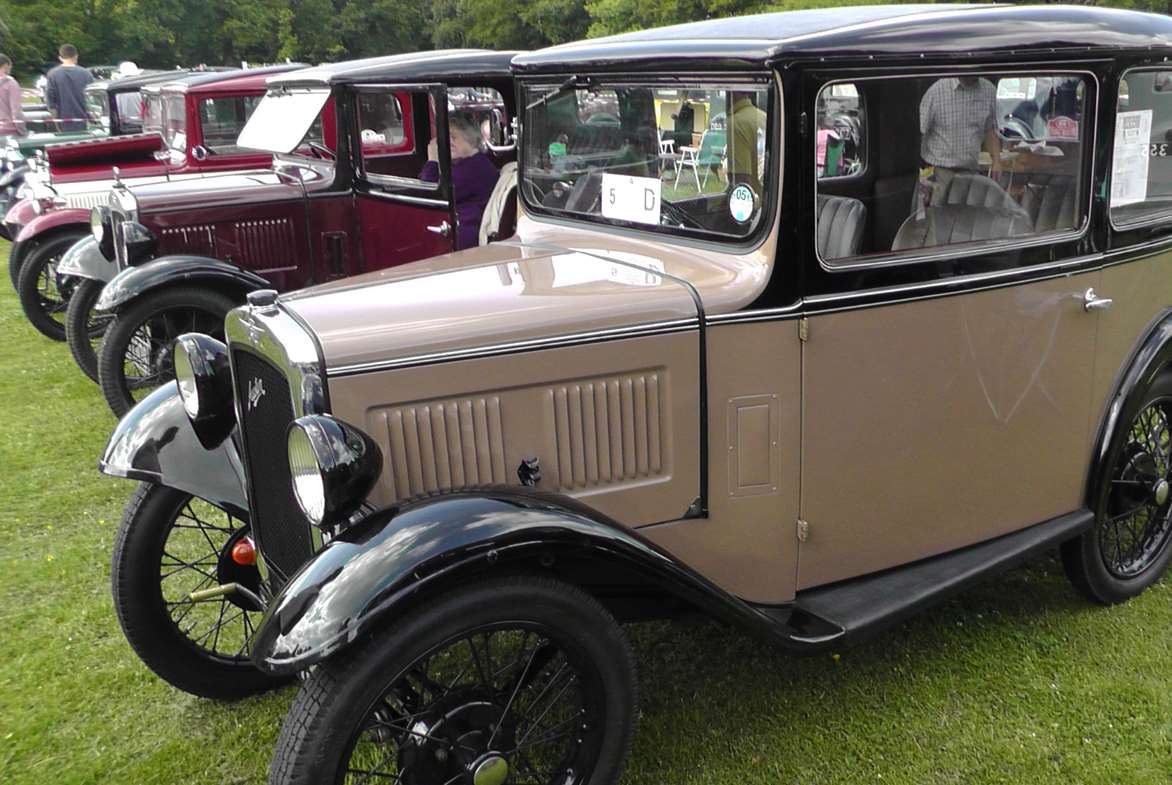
left=88, top=50, right=518, bottom=415
left=8, top=65, right=303, bottom=343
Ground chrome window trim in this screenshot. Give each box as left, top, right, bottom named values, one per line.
left=364, top=185, right=444, bottom=204
left=1107, top=66, right=1172, bottom=233
left=813, top=67, right=1099, bottom=273
left=354, top=83, right=442, bottom=193
left=327, top=317, right=700, bottom=377
left=225, top=300, right=332, bottom=573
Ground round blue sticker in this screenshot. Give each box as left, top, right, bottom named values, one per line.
left=729, top=185, right=756, bottom=223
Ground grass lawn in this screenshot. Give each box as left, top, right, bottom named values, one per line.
left=0, top=234, right=1169, bottom=784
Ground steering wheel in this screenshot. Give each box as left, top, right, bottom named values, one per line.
left=660, top=200, right=702, bottom=229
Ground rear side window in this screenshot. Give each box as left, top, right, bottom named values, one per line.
left=815, top=72, right=1091, bottom=267
left=1110, top=69, right=1172, bottom=227
left=356, top=89, right=421, bottom=182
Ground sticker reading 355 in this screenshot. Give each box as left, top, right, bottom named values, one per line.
left=729, top=184, right=756, bottom=223
left=601, top=173, right=661, bottom=225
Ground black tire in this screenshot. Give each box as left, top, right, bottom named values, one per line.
left=97, top=286, right=237, bottom=418
left=111, top=482, right=287, bottom=700
left=15, top=231, right=86, bottom=340
left=1063, top=370, right=1172, bottom=604
left=270, top=575, right=638, bottom=785
left=8, top=238, right=27, bottom=289
left=65, top=278, right=109, bottom=383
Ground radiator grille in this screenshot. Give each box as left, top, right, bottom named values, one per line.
left=375, top=396, right=508, bottom=501
left=232, top=350, right=313, bottom=582
left=548, top=371, right=665, bottom=490
left=159, top=224, right=216, bottom=257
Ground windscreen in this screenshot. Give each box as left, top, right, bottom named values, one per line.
left=522, top=81, right=773, bottom=240
left=237, top=88, right=331, bottom=153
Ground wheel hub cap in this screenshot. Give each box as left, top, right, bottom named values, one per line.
left=1154, top=478, right=1170, bottom=506
left=471, top=754, right=508, bottom=785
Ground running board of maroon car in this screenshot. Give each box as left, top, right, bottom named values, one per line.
left=763, top=510, right=1095, bottom=654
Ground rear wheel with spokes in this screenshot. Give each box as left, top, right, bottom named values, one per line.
left=97, top=286, right=237, bottom=417
left=111, top=482, right=288, bottom=699
left=271, top=576, right=637, bottom=785
left=1063, top=371, right=1172, bottom=604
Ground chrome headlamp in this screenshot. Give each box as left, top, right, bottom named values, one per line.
left=119, top=220, right=158, bottom=266
left=287, top=415, right=383, bottom=530
left=174, top=333, right=235, bottom=448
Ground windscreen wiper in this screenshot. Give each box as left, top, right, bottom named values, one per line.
left=525, top=75, right=585, bottom=112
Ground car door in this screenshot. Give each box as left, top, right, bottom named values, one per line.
left=352, top=85, right=456, bottom=270
left=797, top=66, right=1104, bottom=590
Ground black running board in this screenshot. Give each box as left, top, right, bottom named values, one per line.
left=765, top=510, right=1093, bottom=654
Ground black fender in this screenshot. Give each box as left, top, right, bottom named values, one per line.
left=250, top=488, right=798, bottom=675
left=1088, top=308, right=1172, bottom=510
left=95, top=255, right=270, bottom=313
left=100, top=381, right=248, bottom=518
left=56, top=234, right=116, bottom=283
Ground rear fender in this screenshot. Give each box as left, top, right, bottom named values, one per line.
left=56, top=235, right=116, bottom=282
left=250, top=488, right=796, bottom=675
left=100, top=382, right=248, bottom=518
left=1088, top=308, right=1172, bottom=508
left=96, top=255, right=270, bottom=313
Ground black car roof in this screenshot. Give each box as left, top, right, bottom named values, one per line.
left=269, top=50, right=520, bottom=87
left=513, top=4, right=1172, bottom=73
left=172, top=63, right=308, bottom=90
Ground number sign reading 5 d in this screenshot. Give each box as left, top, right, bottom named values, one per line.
left=601, top=173, right=662, bottom=225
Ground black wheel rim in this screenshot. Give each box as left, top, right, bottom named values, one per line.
left=122, top=307, right=223, bottom=403
left=1100, top=398, right=1172, bottom=579
left=341, top=624, right=604, bottom=785
left=159, top=497, right=260, bottom=664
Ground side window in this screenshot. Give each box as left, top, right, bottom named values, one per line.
left=1110, top=69, right=1172, bottom=227
left=198, top=96, right=263, bottom=155
left=815, top=82, right=865, bottom=179
left=448, top=86, right=508, bottom=148
left=815, top=73, right=1090, bottom=266
left=356, top=90, right=418, bottom=181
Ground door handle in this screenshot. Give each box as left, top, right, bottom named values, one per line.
left=427, top=221, right=451, bottom=237
left=1084, top=288, right=1113, bottom=312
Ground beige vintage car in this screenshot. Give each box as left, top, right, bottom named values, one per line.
left=99, top=5, right=1172, bottom=784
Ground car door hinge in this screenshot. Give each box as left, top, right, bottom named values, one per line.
left=796, top=519, right=810, bottom=542
left=798, top=317, right=809, bottom=342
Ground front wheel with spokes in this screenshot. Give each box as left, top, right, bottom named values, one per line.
left=111, top=482, right=289, bottom=699
left=270, top=576, right=638, bottom=785
left=1063, top=370, right=1172, bottom=604
left=97, top=286, right=237, bottom=417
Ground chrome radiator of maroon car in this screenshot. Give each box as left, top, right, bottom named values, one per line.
left=232, top=348, right=315, bottom=586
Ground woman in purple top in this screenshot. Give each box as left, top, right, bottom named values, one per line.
left=420, top=112, right=500, bottom=250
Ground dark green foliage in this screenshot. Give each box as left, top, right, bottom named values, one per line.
left=0, top=0, right=1167, bottom=78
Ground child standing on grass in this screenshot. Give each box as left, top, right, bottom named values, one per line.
left=0, top=55, right=26, bottom=139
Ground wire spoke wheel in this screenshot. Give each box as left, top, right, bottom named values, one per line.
left=343, top=625, right=597, bottom=785
left=159, top=498, right=260, bottom=662
left=111, top=483, right=285, bottom=699
left=16, top=231, right=86, bottom=341
left=1099, top=399, right=1172, bottom=579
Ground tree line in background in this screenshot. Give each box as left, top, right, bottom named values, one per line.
left=0, top=0, right=1170, bottom=78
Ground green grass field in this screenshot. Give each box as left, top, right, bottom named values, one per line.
left=0, top=235, right=1169, bottom=784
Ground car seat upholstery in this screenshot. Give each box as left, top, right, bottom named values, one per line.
left=817, top=193, right=867, bottom=260
left=1004, top=172, right=1079, bottom=233
left=480, top=161, right=517, bottom=245
left=892, top=173, right=1033, bottom=251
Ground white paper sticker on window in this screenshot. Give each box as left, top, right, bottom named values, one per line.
left=1112, top=109, right=1153, bottom=207
left=600, top=173, right=661, bottom=225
